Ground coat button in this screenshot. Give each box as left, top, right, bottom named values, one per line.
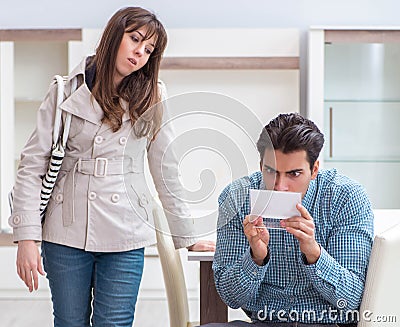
left=95, top=135, right=103, bottom=144
left=139, top=194, right=149, bottom=206
left=55, top=193, right=63, bottom=203
left=89, top=192, right=97, bottom=200
left=119, top=137, right=127, bottom=145
left=111, top=194, right=120, bottom=203
left=13, top=215, right=21, bottom=225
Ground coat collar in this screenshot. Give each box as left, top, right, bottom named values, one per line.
left=62, top=56, right=131, bottom=127
left=60, top=83, right=103, bottom=125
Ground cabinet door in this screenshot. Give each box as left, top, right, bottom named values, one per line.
left=14, top=42, right=69, bottom=161
left=324, top=101, right=400, bottom=161
left=325, top=43, right=400, bottom=100
left=309, top=29, right=400, bottom=209
left=324, top=160, right=400, bottom=208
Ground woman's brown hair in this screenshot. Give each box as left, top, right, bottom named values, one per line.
left=92, top=7, right=167, bottom=137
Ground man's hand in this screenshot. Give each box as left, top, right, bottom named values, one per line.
left=187, top=240, right=216, bottom=252
left=16, top=240, right=45, bottom=292
left=243, top=215, right=270, bottom=266
left=281, top=203, right=321, bottom=264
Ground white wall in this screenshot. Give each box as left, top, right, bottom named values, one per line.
left=1, top=1, right=399, bottom=325
left=1, top=0, right=399, bottom=28
left=1, top=0, right=400, bottom=114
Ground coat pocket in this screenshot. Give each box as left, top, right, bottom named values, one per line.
left=45, top=170, right=68, bottom=219
left=127, top=183, right=153, bottom=222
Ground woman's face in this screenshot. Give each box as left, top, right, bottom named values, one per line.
left=114, top=26, right=156, bottom=86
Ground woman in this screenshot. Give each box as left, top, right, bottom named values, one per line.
left=9, top=7, right=214, bottom=326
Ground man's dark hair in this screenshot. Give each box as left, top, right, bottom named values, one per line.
left=256, top=113, right=324, bottom=170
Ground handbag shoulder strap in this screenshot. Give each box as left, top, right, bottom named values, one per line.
left=52, top=75, right=78, bottom=149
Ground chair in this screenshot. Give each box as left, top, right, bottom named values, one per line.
left=358, top=222, right=400, bottom=326
left=153, top=208, right=198, bottom=327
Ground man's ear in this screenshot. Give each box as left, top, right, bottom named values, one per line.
left=311, top=160, right=319, bottom=180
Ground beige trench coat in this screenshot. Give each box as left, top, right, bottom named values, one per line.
left=9, top=57, right=197, bottom=252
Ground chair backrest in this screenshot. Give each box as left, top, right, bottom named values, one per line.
left=153, top=208, right=191, bottom=327
left=358, top=222, right=400, bottom=326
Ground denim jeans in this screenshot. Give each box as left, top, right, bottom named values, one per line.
left=42, top=241, right=144, bottom=327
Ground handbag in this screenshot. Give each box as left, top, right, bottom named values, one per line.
left=8, top=75, right=77, bottom=221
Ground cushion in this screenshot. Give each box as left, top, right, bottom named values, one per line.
left=358, top=223, right=400, bottom=326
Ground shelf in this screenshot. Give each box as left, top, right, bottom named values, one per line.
left=0, top=232, right=161, bottom=251
left=160, top=56, right=299, bottom=70
left=15, top=98, right=43, bottom=103
left=0, top=232, right=14, bottom=247
left=325, top=29, right=400, bottom=44
left=0, top=29, right=82, bottom=42
left=325, top=99, right=400, bottom=103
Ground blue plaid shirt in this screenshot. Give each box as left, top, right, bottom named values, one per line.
left=213, top=169, right=374, bottom=324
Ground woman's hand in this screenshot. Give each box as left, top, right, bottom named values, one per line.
left=187, top=240, right=216, bottom=252
left=16, top=240, right=45, bottom=292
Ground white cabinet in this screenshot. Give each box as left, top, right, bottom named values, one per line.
left=0, top=28, right=299, bottom=326
left=160, top=29, right=300, bottom=232
left=0, top=32, right=83, bottom=325
left=0, top=29, right=82, bottom=230
left=83, top=27, right=301, bottom=235
left=308, top=27, right=400, bottom=208
left=1, top=28, right=299, bottom=231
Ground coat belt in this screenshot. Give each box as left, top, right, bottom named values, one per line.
left=62, top=156, right=143, bottom=175
left=60, top=156, right=143, bottom=226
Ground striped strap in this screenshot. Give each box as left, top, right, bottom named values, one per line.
left=39, top=76, right=77, bottom=219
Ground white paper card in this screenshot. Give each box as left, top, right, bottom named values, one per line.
left=249, top=190, right=301, bottom=229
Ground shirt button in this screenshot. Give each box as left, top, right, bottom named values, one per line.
left=13, top=215, right=21, bottom=225
left=316, top=270, right=322, bottom=276
left=252, top=271, right=257, bottom=276
left=119, top=136, right=127, bottom=145
left=55, top=193, right=63, bottom=203
left=89, top=192, right=97, bottom=200
left=95, top=135, right=103, bottom=144
left=111, top=194, right=120, bottom=203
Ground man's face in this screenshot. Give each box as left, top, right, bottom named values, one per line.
left=260, top=149, right=319, bottom=198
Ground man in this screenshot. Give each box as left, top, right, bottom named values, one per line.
left=202, top=113, right=373, bottom=326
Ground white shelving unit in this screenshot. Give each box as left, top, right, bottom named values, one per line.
left=0, top=28, right=300, bottom=235
left=79, top=28, right=300, bottom=235
left=0, top=29, right=82, bottom=231
left=308, top=27, right=400, bottom=208
left=0, top=28, right=300, bottom=326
